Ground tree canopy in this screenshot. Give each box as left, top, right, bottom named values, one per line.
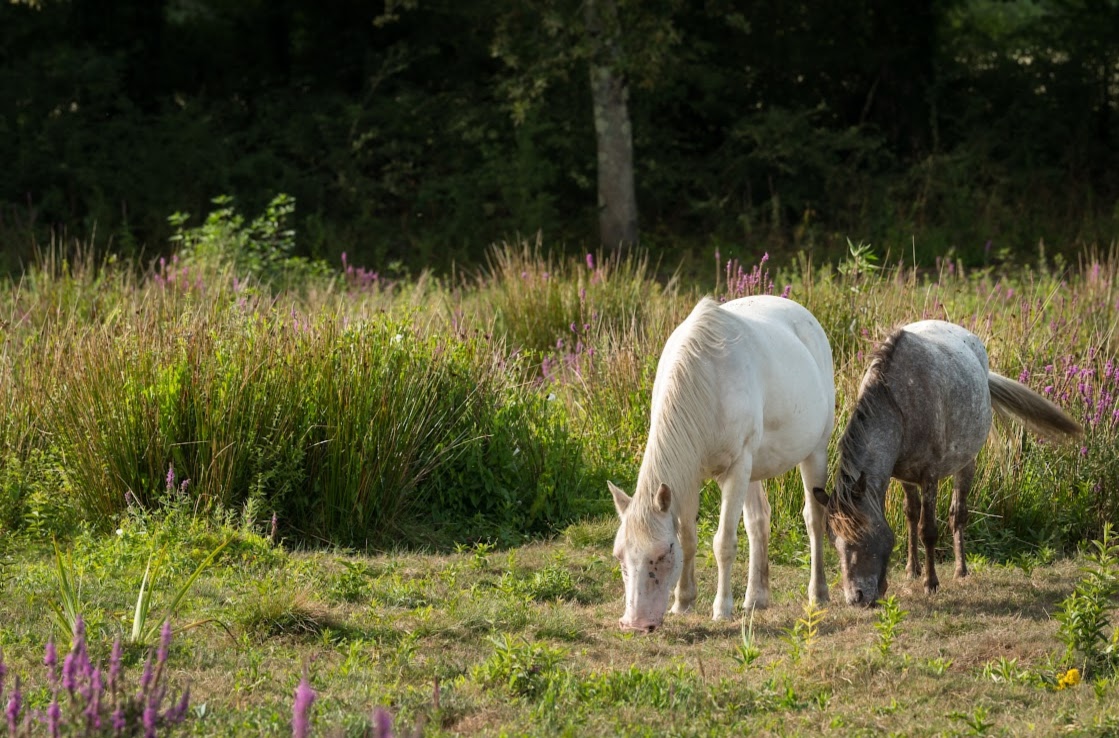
left=1, top=0, right=1116, bottom=271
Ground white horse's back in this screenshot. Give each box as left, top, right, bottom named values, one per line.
left=652, top=296, right=834, bottom=482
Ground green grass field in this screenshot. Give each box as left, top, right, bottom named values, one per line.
left=1, top=220, right=1118, bottom=735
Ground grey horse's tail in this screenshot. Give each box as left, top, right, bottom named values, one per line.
left=988, top=372, right=1083, bottom=439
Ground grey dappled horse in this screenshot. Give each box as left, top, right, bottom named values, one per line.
left=813, top=321, right=1082, bottom=606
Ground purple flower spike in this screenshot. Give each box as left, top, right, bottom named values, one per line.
left=373, top=706, right=395, bottom=738
left=166, top=463, right=176, bottom=492
left=44, top=639, right=58, bottom=685
left=585, top=253, right=595, bottom=271
left=138, top=657, right=154, bottom=698
left=47, top=697, right=61, bottom=738
left=109, top=639, right=123, bottom=694
left=5, top=676, right=19, bottom=734
left=143, top=702, right=157, bottom=738
left=292, top=674, right=316, bottom=738
left=111, top=705, right=126, bottom=732
left=158, top=621, right=173, bottom=665
left=85, top=667, right=103, bottom=730
left=168, top=685, right=191, bottom=725
left=62, top=651, right=77, bottom=693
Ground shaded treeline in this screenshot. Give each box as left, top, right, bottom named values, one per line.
left=1, top=0, right=1118, bottom=271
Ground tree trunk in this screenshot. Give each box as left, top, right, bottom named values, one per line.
left=585, top=0, right=638, bottom=250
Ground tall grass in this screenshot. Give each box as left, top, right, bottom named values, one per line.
left=0, top=217, right=1116, bottom=554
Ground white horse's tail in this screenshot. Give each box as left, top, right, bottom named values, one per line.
left=988, top=372, right=1083, bottom=440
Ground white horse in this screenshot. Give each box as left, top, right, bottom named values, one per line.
left=610, top=295, right=835, bottom=632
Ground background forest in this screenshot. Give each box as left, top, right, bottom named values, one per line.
left=2, top=0, right=1118, bottom=274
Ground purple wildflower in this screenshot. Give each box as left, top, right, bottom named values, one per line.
left=47, top=697, right=61, bottom=738
left=167, top=685, right=191, bottom=725
left=84, top=668, right=103, bottom=730
left=44, top=640, right=58, bottom=685
left=112, top=706, right=126, bottom=732
left=158, top=621, right=173, bottom=666
left=138, top=657, right=154, bottom=698
left=62, top=651, right=78, bottom=693
left=108, top=639, right=122, bottom=695
left=373, top=706, right=394, bottom=738
left=292, top=674, right=316, bottom=738
left=143, top=702, right=157, bottom=738
left=166, top=463, right=175, bottom=493
left=5, top=676, right=20, bottom=733
left=586, top=253, right=595, bottom=271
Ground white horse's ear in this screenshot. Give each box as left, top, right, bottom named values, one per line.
left=608, top=481, right=631, bottom=517
left=812, top=487, right=831, bottom=508
left=654, top=483, right=671, bottom=513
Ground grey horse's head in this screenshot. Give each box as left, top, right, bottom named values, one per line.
left=813, top=472, right=895, bottom=607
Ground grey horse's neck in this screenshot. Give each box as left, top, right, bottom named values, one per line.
left=839, top=381, right=904, bottom=513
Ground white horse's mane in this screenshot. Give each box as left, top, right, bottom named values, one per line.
left=628, top=297, right=732, bottom=543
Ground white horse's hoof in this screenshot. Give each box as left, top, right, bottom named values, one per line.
left=743, top=592, right=770, bottom=611
left=712, top=597, right=736, bottom=620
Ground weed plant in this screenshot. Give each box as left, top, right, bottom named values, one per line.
left=1056, top=523, right=1119, bottom=677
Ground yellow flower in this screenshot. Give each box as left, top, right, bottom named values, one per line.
left=1057, top=667, right=1081, bottom=690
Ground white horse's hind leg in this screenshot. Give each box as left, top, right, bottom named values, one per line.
left=799, top=449, right=830, bottom=605
left=712, top=459, right=752, bottom=619
left=741, top=480, right=771, bottom=611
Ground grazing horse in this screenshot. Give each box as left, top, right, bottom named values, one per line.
left=813, top=321, right=1082, bottom=607
left=610, top=295, right=835, bottom=632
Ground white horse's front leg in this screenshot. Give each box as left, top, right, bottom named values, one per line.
left=799, top=449, right=830, bottom=605
left=741, top=480, right=771, bottom=611
left=712, top=460, right=751, bottom=620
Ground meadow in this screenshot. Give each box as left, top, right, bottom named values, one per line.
left=1, top=203, right=1119, bottom=735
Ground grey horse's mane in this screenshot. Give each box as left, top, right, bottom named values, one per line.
left=828, top=328, right=906, bottom=541
left=628, top=298, right=728, bottom=541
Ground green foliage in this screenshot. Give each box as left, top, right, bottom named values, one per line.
left=498, top=564, right=578, bottom=603
left=47, top=539, right=83, bottom=643
left=982, top=657, right=1028, bottom=684
left=782, top=602, right=826, bottom=664
left=235, top=574, right=338, bottom=642
left=949, top=705, right=996, bottom=737
left=732, top=609, right=762, bottom=670
left=127, top=535, right=231, bottom=646
left=1056, top=524, right=1119, bottom=677
left=874, top=595, right=908, bottom=658
left=170, top=194, right=328, bottom=292
left=472, top=635, right=566, bottom=699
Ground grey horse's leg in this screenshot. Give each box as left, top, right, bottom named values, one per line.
left=920, top=479, right=940, bottom=594
left=950, top=460, right=974, bottom=579
left=902, top=482, right=922, bottom=579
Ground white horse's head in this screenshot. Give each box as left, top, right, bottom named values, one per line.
left=609, top=480, right=682, bottom=633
